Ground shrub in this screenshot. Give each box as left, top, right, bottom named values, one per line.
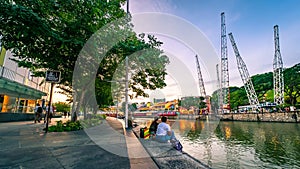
left=48, top=120, right=83, bottom=132
left=48, top=114, right=106, bottom=132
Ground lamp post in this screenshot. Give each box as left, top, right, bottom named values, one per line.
left=106, top=73, right=129, bottom=128
left=125, top=0, right=130, bottom=129
left=125, top=56, right=129, bottom=128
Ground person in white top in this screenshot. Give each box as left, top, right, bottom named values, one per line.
left=44, top=104, right=54, bottom=123
left=155, top=116, right=177, bottom=143
left=34, top=103, right=42, bottom=123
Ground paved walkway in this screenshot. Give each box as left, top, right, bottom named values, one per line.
left=0, top=117, right=130, bottom=169
left=0, top=117, right=208, bottom=169
left=0, top=117, right=158, bottom=169
left=106, top=118, right=158, bottom=169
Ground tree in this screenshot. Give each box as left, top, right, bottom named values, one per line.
left=0, top=0, right=169, bottom=121
left=180, top=96, right=206, bottom=110
left=284, top=63, right=300, bottom=106
left=0, top=0, right=127, bottom=83
left=121, top=102, right=136, bottom=113
left=53, top=102, right=70, bottom=112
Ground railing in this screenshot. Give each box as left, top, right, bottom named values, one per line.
left=0, top=65, right=48, bottom=93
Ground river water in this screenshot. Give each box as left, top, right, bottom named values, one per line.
left=137, top=118, right=300, bottom=169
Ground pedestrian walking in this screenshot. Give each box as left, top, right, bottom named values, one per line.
left=44, top=104, right=54, bottom=123
left=34, top=103, right=43, bottom=123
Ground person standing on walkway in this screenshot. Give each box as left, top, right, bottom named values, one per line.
left=44, top=104, right=54, bottom=123
left=34, top=103, right=42, bottom=123
left=155, top=116, right=177, bottom=143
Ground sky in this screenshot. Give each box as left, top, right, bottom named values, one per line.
left=125, top=0, right=300, bottom=103
left=54, top=0, right=300, bottom=103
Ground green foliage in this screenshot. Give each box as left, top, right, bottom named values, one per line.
left=48, top=114, right=106, bottom=132
left=180, top=96, right=206, bottom=109
left=0, top=0, right=169, bottom=111
left=53, top=102, right=70, bottom=112
left=80, top=114, right=106, bottom=128
left=48, top=120, right=83, bottom=132
left=0, top=0, right=127, bottom=84
left=283, top=63, right=300, bottom=106
left=120, top=102, right=137, bottom=113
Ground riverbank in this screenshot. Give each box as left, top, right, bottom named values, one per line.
left=197, top=111, right=300, bottom=123
left=131, top=125, right=210, bottom=169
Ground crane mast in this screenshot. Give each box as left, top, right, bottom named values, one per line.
left=273, top=25, right=284, bottom=105
left=228, top=33, right=259, bottom=106
left=216, top=64, right=221, bottom=111
left=220, top=12, right=230, bottom=111
left=195, top=55, right=206, bottom=97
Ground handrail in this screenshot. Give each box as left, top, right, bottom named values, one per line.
left=0, top=65, right=47, bottom=92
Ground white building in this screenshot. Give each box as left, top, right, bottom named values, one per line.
left=0, top=46, right=50, bottom=114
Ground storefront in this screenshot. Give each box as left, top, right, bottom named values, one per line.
left=0, top=77, right=47, bottom=113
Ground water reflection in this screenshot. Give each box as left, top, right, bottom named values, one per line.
left=138, top=118, right=300, bottom=168
left=179, top=120, right=300, bottom=168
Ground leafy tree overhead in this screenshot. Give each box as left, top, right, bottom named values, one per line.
left=0, top=0, right=127, bottom=83
left=0, top=0, right=170, bottom=120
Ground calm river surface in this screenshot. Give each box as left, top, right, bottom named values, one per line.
left=137, top=118, right=300, bottom=169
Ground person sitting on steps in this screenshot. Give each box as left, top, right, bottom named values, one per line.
left=149, top=116, right=159, bottom=138
left=155, top=116, right=177, bottom=143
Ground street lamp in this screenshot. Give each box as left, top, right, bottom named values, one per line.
left=125, top=0, right=130, bottom=129
left=105, top=76, right=129, bottom=128
left=107, top=0, right=130, bottom=128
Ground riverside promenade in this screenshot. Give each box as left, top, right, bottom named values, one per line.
left=0, top=117, right=208, bottom=169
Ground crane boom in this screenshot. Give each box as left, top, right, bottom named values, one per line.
left=195, top=55, right=206, bottom=97
left=228, top=32, right=259, bottom=106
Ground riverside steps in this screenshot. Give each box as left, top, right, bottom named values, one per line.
left=131, top=125, right=210, bottom=169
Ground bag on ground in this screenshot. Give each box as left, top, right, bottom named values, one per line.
left=172, top=140, right=183, bottom=152
left=140, top=127, right=150, bottom=139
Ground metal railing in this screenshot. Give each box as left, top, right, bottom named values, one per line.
left=0, top=65, right=48, bottom=93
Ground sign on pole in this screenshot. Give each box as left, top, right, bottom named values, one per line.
left=45, top=70, right=60, bottom=133
left=45, top=70, right=61, bottom=83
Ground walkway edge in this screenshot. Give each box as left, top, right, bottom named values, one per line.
left=116, top=118, right=159, bottom=169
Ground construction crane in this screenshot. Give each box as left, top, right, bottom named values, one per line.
left=216, top=64, right=221, bottom=111
left=220, top=12, right=230, bottom=111
left=195, top=55, right=206, bottom=97
left=273, top=25, right=284, bottom=105
left=228, top=32, right=259, bottom=106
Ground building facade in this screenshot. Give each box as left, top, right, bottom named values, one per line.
left=0, top=46, right=50, bottom=114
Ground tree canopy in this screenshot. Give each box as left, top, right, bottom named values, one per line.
left=0, top=0, right=169, bottom=111
left=0, top=0, right=170, bottom=119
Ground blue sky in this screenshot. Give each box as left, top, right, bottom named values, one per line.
left=129, top=0, right=300, bottom=68
left=126, top=0, right=300, bottom=101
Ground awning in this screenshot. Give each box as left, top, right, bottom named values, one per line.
left=0, top=77, right=47, bottom=99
